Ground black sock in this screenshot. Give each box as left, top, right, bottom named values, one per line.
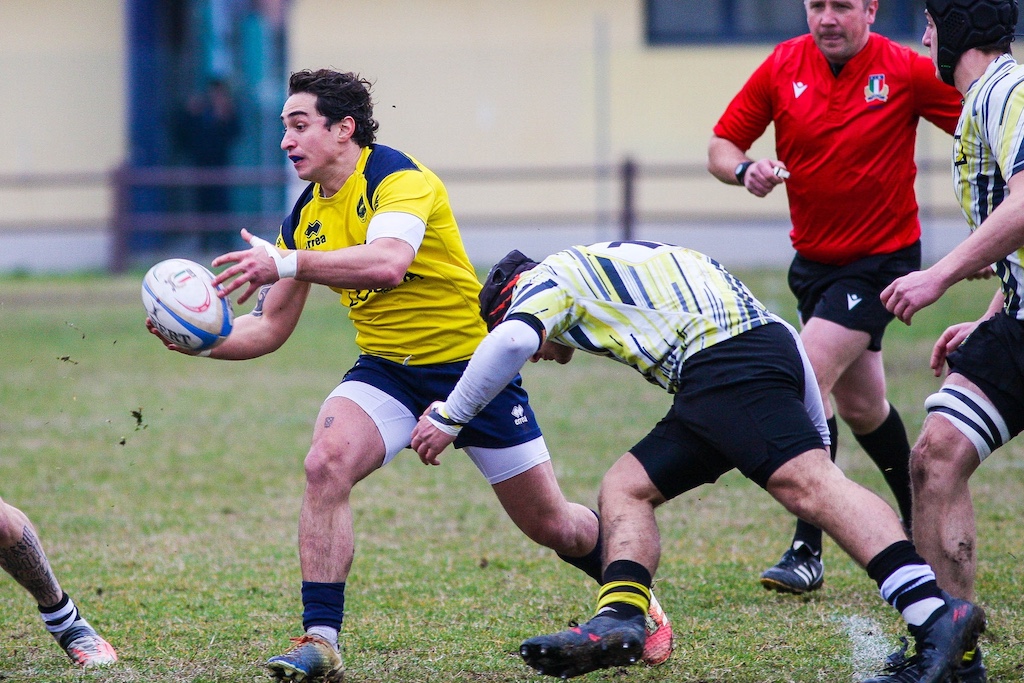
left=791, top=416, right=838, bottom=553
left=854, top=406, right=913, bottom=527
left=597, top=560, right=651, bottom=620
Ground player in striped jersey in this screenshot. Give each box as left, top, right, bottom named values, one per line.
left=0, top=496, right=117, bottom=667
left=412, top=242, right=984, bottom=682
left=879, top=2, right=1022, bottom=680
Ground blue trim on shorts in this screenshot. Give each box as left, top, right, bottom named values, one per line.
left=341, top=355, right=543, bottom=449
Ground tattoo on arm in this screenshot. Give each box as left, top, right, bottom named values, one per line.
left=250, top=285, right=273, bottom=318
left=0, top=525, right=61, bottom=606
left=324, top=416, right=335, bottom=428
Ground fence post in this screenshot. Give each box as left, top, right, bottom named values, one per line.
left=619, top=157, right=636, bottom=241
left=109, top=164, right=130, bottom=274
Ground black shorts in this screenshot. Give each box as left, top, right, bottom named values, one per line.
left=629, top=323, right=826, bottom=500
left=947, top=312, right=1024, bottom=438
left=788, top=242, right=921, bottom=351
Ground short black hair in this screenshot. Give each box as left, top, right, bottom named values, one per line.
left=288, top=69, right=379, bottom=146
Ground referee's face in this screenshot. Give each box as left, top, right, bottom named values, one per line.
left=806, top=0, right=877, bottom=65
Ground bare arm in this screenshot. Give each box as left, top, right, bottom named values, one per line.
left=883, top=172, right=1024, bottom=324
left=707, top=135, right=787, bottom=198
left=147, top=276, right=310, bottom=359
left=209, top=278, right=311, bottom=359
left=212, top=228, right=415, bottom=304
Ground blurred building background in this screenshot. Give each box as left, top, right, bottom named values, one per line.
left=0, top=0, right=977, bottom=273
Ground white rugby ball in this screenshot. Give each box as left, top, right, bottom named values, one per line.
left=141, top=258, right=234, bottom=352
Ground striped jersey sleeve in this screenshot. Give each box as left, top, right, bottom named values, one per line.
left=506, top=241, right=778, bottom=392
left=955, top=54, right=1024, bottom=318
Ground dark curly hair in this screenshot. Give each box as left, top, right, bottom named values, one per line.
left=288, top=69, right=379, bottom=147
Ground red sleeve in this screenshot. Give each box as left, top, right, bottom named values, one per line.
left=910, top=51, right=962, bottom=135
left=712, top=52, right=777, bottom=152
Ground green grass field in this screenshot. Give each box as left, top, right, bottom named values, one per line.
left=0, top=269, right=1021, bottom=682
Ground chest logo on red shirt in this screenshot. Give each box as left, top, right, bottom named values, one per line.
left=793, top=81, right=808, bottom=98
left=864, top=74, right=890, bottom=105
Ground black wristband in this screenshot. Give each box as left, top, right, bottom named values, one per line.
left=735, top=161, right=754, bottom=184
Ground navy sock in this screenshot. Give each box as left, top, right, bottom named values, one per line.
left=301, top=581, right=346, bottom=632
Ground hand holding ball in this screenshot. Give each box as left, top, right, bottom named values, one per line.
left=142, top=258, right=234, bottom=352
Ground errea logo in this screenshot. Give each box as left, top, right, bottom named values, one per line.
left=512, top=404, right=529, bottom=426
left=304, top=220, right=326, bottom=247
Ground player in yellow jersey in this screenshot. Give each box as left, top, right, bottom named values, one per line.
left=146, top=69, right=670, bottom=681
left=411, top=243, right=984, bottom=681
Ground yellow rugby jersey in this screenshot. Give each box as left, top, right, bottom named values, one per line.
left=277, top=144, right=487, bottom=364
left=954, top=54, right=1024, bottom=319
left=506, top=241, right=778, bottom=392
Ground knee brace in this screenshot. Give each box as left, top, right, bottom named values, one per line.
left=924, top=386, right=1009, bottom=462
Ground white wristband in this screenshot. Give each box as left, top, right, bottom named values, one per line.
left=426, top=403, right=464, bottom=437
left=196, top=349, right=212, bottom=357
left=249, top=235, right=298, bottom=279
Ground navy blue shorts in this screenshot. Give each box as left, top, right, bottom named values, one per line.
left=341, top=355, right=543, bottom=449
left=788, top=242, right=920, bottom=351
left=629, top=323, right=826, bottom=499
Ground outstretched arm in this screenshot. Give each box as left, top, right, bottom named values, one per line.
left=147, top=276, right=310, bottom=360
left=883, top=172, right=1024, bottom=324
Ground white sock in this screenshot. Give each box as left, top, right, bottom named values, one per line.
left=39, top=593, right=81, bottom=634
left=307, top=625, right=339, bottom=650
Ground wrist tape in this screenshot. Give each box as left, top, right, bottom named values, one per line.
left=426, top=403, right=464, bottom=437
left=249, top=235, right=298, bottom=279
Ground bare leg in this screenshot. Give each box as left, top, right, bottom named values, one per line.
left=0, top=499, right=62, bottom=607
left=766, top=449, right=907, bottom=567
left=800, top=319, right=876, bottom=425
left=597, top=454, right=667, bottom=575
left=299, top=397, right=387, bottom=582
left=491, top=460, right=599, bottom=557
left=910, top=408, right=981, bottom=601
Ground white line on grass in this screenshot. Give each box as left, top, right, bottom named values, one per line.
left=843, top=614, right=897, bottom=681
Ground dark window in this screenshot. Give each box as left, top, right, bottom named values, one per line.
left=645, top=0, right=926, bottom=45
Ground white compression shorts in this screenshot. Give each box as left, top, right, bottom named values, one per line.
left=326, top=380, right=551, bottom=484
left=924, top=385, right=1009, bottom=462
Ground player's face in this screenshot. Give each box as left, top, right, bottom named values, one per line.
left=922, top=11, right=940, bottom=79
left=280, top=92, right=348, bottom=185
left=805, top=0, right=877, bottom=65
left=530, top=340, right=575, bottom=365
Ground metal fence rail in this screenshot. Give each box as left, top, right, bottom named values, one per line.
left=0, top=157, right=963, bottom=273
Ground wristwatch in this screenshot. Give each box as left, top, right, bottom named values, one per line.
left=734, top=160, right=754, bottom=184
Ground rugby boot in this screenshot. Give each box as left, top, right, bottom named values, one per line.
left=760, top=541, right=824, bottom=594
left=266, top=634, right=344, bottom=682
left=859, top=596, right=986, bottom=683
left=520, top=613, right=646, bottom=679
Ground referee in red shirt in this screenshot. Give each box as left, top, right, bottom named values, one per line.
left=707, top=0, right=962, bottom=595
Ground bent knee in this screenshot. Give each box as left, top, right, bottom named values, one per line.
left=767, top=450, right=837, bottom=513
left=303, top=442, right=371, bottom=492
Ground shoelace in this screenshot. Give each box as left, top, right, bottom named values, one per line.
left=883, top=636, right=910, bottom=670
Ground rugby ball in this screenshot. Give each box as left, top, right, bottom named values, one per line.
left=141, top=258, right=234, bottom=351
